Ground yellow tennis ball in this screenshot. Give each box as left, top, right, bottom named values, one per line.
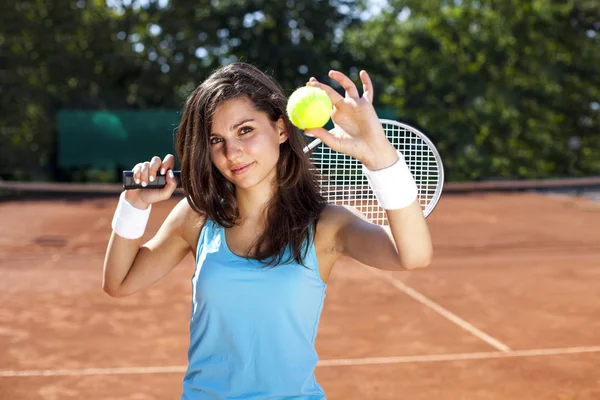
left=286, top=86, right=332, bottom=130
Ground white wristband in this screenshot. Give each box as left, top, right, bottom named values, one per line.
left=362, top=152, right=418, bottom=210
left=111, top=191, right=152, bottom=239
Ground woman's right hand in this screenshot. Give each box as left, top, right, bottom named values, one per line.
left=125, top=154, right=178, bottom=209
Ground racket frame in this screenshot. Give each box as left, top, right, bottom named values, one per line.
left=304, top=119, right=444, bottom=219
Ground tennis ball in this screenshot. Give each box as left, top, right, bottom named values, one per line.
left=286, top=86, right=332, bottom=130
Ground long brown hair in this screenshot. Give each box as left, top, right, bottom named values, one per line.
left=175, top=62, right=327, bottom=266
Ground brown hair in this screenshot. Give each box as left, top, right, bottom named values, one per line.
left=175, top=62, right=327, bottom=266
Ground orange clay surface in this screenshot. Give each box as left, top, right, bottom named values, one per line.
left=1, top=192, right=599, bottom=399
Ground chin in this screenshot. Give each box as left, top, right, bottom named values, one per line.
left=232, top=176, right=264, bottom=190
left=222, top=169, right=256, bottom=187
left=228, top=167, right=276, bottom=191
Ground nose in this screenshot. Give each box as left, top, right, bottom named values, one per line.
left=224, top=138, right=243, bottom=161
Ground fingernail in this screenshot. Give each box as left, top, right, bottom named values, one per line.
left=160, top=168, right=165, bottom=175
left=149, top=176, right=155, bottom=182
left=141, top=181, right=147, bottom=187
left=135, top=179, right=140, bottom=184
left=168, top=170, right=174, bottom=178
left=304, top=131, right=314, bottom=137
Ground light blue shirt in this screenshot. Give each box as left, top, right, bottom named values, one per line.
left=181, top=219, right=327, bottom=399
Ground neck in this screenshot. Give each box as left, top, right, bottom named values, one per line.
left=235, top=181, right=276, bottom=225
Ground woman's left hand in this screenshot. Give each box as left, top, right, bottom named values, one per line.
left=305, top=70, right=398, bottom=171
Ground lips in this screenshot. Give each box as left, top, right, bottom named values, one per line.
left=231, top=162, right=255, bottom=175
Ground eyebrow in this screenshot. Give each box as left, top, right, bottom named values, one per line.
left=229, top=118, right=255, bottom=132
left=211, top=118, right=255, bottom=136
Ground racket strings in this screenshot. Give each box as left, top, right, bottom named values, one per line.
left=386, top=123, right=440, bottom=210
left=310, top=121, right=442, bottom=224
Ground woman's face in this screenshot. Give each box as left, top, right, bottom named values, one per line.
left=209, top=97, right=288, bottom=191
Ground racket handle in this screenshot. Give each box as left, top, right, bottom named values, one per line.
left=122, top=170, right=182, bottom=190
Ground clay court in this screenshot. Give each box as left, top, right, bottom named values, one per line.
left=1, top=188, right=599, bottom=399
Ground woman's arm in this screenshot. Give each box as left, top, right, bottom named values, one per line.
left=102, top=154, right=193, bottom=297
left=304, top=69, right=433, bottom=271
left=102, top=197, right=196, bottom=297
left=332, top=200, right=432, bottom=271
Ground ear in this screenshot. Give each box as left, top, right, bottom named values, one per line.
left=276, top=117, right=288, bottom=144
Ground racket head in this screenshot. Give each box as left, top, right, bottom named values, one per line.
left=305, top=119, right=444, bottom=224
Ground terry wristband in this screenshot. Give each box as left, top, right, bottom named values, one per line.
left=111, top=191, right=152, bottom=239
left=362, top=151, right=418, bottom=210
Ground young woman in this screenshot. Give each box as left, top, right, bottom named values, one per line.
left=103, top=62, right=432, bottom=399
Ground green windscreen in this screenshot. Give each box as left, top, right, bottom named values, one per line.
left=56, top=107, right=397, bottom=170
left=57, top=110, right=181, bottom=169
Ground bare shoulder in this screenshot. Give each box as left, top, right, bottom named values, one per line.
left=317, top=204, right=367, bottom=229
left=312, top=205, right=370, bottom=282
left=167, top=197, right=205, bottom=250
left=315, top=204, right=366, bottom=250
left=316, top=203, right=390, bottom=254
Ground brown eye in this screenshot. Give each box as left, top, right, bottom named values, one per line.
left=210, top=137, right=222, bottom=145
left=240, top=126, right=253, bottom=135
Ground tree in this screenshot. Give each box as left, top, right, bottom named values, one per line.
left=345, top=0, right=600, bottom=180
left=0, top=0, right=148, bottom=179
left=143, top=0, right=364, bottom=95
left=0, top=0, right=367, bottom=180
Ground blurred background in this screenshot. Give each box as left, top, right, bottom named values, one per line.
left=1, top=0, right=599, bottom=185
left=2, top=1, right=600, bottom=400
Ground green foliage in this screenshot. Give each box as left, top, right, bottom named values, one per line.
left=0, top=0, right=158, bottom=178
left=1, top=0, right=598, bottom=182
left=345, top=0, right=600, bottom=180
left=0, top=0, right=364, bottom=179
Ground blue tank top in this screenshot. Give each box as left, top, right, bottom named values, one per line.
left=181, top=219, right=327, bottom=399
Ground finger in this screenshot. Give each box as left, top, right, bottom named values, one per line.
left=328, top=70, right=360, bottom=99
left=160, top=154, right=175, bottom=175
left=148, top=156, right=161, bottom=183
left=132, top=163, right=143, bottom=185
left=304, top=128, right=342, bottom=153
left=360, top=70, right=374, bottom=103
left=140, top=162, right=149, bottom=187
left=161, top=169, right=180, bottom=200
left=306, top=79, right=343, bottom=107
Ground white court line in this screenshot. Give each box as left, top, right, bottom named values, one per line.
left=318, top=345, right=600, bottom=367
left=366, top=268, right=511, bottom=352
left=0, top=365, right=186, bottom=377
left=2, top=346, right=599, bottom=377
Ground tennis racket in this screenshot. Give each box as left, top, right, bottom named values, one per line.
left=122, top=119, right=444, bottom=222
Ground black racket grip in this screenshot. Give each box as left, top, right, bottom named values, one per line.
left=122, top=170, right=182, bottom=190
